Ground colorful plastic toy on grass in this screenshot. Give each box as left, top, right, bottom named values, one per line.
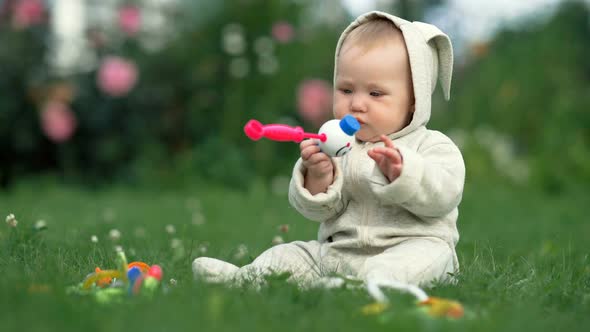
left=364, top=279, right=465, bottom=319
left=244, top=115, right=360, bottom=157
left=131, top=264, right=163, bottom=296
left=68, top=251, right=164, bottom=303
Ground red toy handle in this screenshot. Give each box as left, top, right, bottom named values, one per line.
left=244, top=120, right=326, bottom=143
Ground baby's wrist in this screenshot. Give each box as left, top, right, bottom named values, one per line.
left=306, top=169, right=333, bottom=182
left=303, top=169, right=334, bottom=194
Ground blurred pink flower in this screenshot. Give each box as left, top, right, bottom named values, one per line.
left=12, top=0, right=45, bottom=29
left=118, top=5, right=141, bottom=36
left=297, top=79, right=333, bottom=128
left=272, top=21, right=295, bottom=43
left=41, top=101, right=77, bottom=143
left=97, top=56, right=138, bottom=97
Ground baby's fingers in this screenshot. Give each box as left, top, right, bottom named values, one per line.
left=306, top=150, right=331, bottom=165
left=380, top=135, right=396, bottom=149
left=371, top=147, right=402, bottom=165
left=301, top=144, right=322, bottom=160
left=367, top=149, right=386, bottom=164
left=300, top=139, right=319, bottom=151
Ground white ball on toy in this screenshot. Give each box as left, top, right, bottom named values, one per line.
left=316, top=115, right=360, bottom=157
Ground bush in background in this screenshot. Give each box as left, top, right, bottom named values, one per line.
left=0, top=0, right=588, bottom=192
left=432, top=1, right=590, bottom=192
left=0, top=0, right=343, bottom=187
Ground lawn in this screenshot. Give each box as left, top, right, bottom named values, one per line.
left=1, top=178, right=588, bottom=331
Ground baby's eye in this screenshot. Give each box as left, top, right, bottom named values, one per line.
left=340, top=88, right=353, bottom=94
left=370, top=91, right=382, bottom=97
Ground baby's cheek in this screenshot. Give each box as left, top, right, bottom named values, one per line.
left=332, top=100, right=347, bottom=116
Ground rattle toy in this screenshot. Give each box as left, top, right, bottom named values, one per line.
left=244, top=115, right=360, bottom=157
left=364, top=278, right=465, bottom=319
left=68, top=251, right=164, bottom=303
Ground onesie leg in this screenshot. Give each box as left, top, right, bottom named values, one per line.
left=192, top=257, right=239, bottom=283
left=358, top=237, right=455, bottom=286
left=235, top=240, right=323, bottom=286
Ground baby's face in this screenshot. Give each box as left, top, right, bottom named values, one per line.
left=334, top=38, right=414, bottom=142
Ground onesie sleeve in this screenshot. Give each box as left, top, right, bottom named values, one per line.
left=369, top=137, right=465, bottom=218
left=288, top=158, right=346, bottom=222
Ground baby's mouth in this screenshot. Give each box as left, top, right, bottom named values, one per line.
left=354, top=117, right=365, bottom=125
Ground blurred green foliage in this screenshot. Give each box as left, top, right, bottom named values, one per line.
left=0, top=5, right=52, bottom=187
left=432, top=1, right=590, bottom=192
left=0, top=0, right=588, bottom=192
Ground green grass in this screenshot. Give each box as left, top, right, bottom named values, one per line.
left=1, top=178, right=589, bottom=331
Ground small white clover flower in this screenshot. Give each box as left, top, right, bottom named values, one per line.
left=34, top=219, right=47, bottom=231
left=91, top=235, right=99, bottom=243
left=5, top=214, right=17, bottom=227
left=192, top=212, right=205, bottom=226
left=165, top=224, right=176, bottom=234
left=233, top=244, right=249, bottom=260
left=109, top=229, right=121, bottom=241
left=222, top=23, right=246, bottom=55
left=197, top=242, right=209, bottom=254
left=169, top=278, right=177, bottom=286
left=114, top=245, right=123, bottom=253
left=272, top=235, right=284, bottom=245
left=170, top=238, right=182, bottom=249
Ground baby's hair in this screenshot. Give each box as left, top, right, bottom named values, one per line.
left=338, top=18, right=404, bottom=57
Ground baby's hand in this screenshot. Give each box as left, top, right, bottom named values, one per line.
left=367, top=135, right=403, bottom=183
left=300, top=139, right=334, bottom=194
left=300, top=139, right=333, bottom=180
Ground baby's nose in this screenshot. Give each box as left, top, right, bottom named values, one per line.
left=350, top=95, right=367, bottom=112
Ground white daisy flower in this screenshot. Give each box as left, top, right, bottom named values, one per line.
left=170, top=238, right=182, bottom=249
left=109, top=229, right=121, bottom=241
left=5, top=214, right=17, bottom=227
left=165, top=224, right=176, bottom=234
left=272, top=235, right=284, bottom=245
left=233, top=244, right=249, bottom=260
left=192, top=212, right=205, bottom=226
left=34, top=220, right=47, bottom=231
left=197, top=242, right=209, bottom=254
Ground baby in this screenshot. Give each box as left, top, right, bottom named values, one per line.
left=193, top=11, right=465, bottom=287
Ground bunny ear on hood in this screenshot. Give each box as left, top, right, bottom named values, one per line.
left=334, top=11, right=454, bottom=136
left=411, top=21, right=453, bottom=101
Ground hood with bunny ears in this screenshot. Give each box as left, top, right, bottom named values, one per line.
left=334, top=11, right=453, bottom=139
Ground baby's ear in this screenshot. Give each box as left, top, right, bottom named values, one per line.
left=413, top=22, right=453, bottom=101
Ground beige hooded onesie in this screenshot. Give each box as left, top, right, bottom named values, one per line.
left=192, top=11, right=465, bottom=287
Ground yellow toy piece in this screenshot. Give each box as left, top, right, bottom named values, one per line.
left=84, top=251, right=132, bottom=289
left=82, top=270, right=124, bottom=290
left=418, top=297, right=464, bottom=319
left=360, top=302, right=389, bottom=316
left=94, top=267, right=113, bottom=287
